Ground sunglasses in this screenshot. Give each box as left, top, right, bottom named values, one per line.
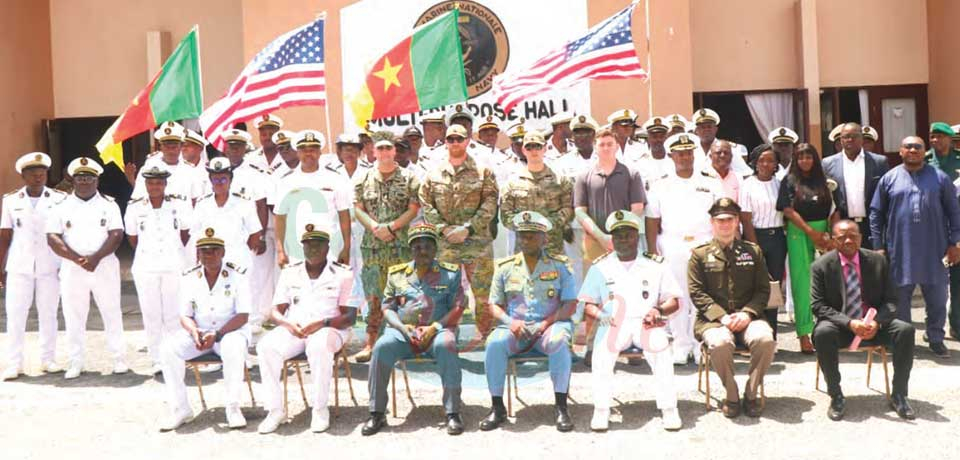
left=445, top=136, right=466, bottom=143
left=902, top=143, right=924, bottom=150
left=74, top=175, right=97, bottom=183
left=210, top=176, right=230, bottom=185
left=524, top=144, right=544, bottom=150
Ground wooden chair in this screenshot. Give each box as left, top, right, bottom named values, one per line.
left=186, top=354, right=256, bottom=411
left=390, top=357, right=435, bottom=418
left=814, top=345, right=890, bottom=399
left=281, top=350, right=356, bottom=416
left=697, top=342, right=766, bottom=411
left=507, top=351, right=576, bottom=417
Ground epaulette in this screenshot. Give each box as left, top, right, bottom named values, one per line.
left=548, top=253, right=570, bottom=263
left=225, top=262, right=247, bottom=274
left=388, top=262, right=409, bottom=274
left=331, top=261, right=350, bottom=271
left=281, top=170, right=294, bottom=178
left=249, top=164, right=264, bottom=173
left=643, top=252, right=664, bottom=263
left=700, top=170, right=712, bottom=177
left=230, top=192, right=249, bottom=200
left=438, top=261, right=459, bottom=272
left=284, top=261, right=304, bottom=270
left=182, top=264, right=202, bottom=276
left=740, top=239, right=761, bottom=251
left=693, top=241, right=712, bottom=250
left=49, top=188, right=66, bottom=195
left=198, top=193, right=213, bottom=201
left=147, top=151, right=161, bottom=158
left=164, top=194, right=186, bottom=201
left=592, top=251, right=613, bottom=264
left=325, top=164, right=340, bottom=174
left=99, top=193, right=115, bottom=202
left=128, top=197, right=144, bottom=205
left=496, top=253, right=521, bottom=266
left=3, top=189, right=19, bottom=198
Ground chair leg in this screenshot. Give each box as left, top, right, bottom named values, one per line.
left=333, top=358, right=340, bottom=417
left=815, top=358, right=821, bottom=392
left=244, top=366, right=256, bottom=407
left=400, top=361, right=415, bottom=408
left=760, top=380, right=766, bottom=409
left=283, top=361, right=289, bottom=416
left=704, top=352, right=711, bottom=410
left=391, top=368, right=397, bottom=418
left=191, top=365, right=207, bottom=412
left=295, top=363, right=307, bottom=407
left=343, top=355, right=357, bottom=406
left=866, top=349, right=874, bottom=387
left=697, top=352, right=704, bottom=393
left=506, top=360, right=514, bottom=418
left=880, top=348, right=891, bottom=399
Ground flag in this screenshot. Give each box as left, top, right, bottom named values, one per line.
left=96, top=27, right=203, bottom=168
left=492, top=4, right=647, bottom=114
left=201, top=17, right=327, bottom=149
left=349, top=9, right=467, bottom=128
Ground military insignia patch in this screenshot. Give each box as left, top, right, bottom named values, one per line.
left=539, top=270, right=558, bottom=281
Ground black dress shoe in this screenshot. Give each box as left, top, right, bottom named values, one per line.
left=889, top=394, right=916, bottom=420
left=930, top=342, right=950, bottom=359
left=828, top=394, right=846, bottom=421
left=446, top=413, right=464, bottom=435
left=555, top=405, right=574, bottom=432
left=743, top=397, right=763, bottom=418
left=479, top=407, right=507, bottom=431
left=583, top=349, right=593, bottom=368
left=361, top=413, right=387, bottom=436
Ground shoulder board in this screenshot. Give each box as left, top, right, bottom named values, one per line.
left=147, top=151, right=161, bottom=158
left=496, top=254, right=521, bottom=266
left=281, top=170, right=295, bottom=178
left=325, top=164, right=341, bottom=174
left=50, top=188, right=67, bottom=195
left=164, top=194, right=185, bottom=201
left=700, top=171, right=712, bottom=177
left=388, top=262, right=409, bottom=274
left=284, top=261, right=304, bottom=270
left=740, top=240, right=761, bottom=251
left=225, top=262, right=247, bottom=274
left=331, top=261, right=350, bottom=271
left=128, top=197, right=144, bottom=205
left=99, top=193, right=115, bottom=202
left=642, top=252, right=664, bottom=263
left=592, top=251, right=613, bottom=264
left=3, top=189, right=20, bottom=198
left=438, top=261, right=459, bottom=272
left=230, top=192, right=249, bottom=200
left=548, top=253, right=570, bottom=263
left=198, top=193, right=213, bottom=201
left=693, top=242, right=712, bottom=251
left=182, top=264, right=202, bottom=276
left=248, top=164, right=264, bottom=173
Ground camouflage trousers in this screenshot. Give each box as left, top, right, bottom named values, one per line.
left=438, top=245, right=495, bottom=337
left=360, top=248, right=410, bottom=335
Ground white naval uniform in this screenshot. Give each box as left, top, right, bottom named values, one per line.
left=256, top=261, right=360, bottom=413
left=46, top=192, right=126, bottom=367
left=270, top=165, right=353, bottom=264
left=579, top=253, right=682, bottom=410
left=160, top=263, right=251, bottom=412
left=548, top=149, right=598, bottom=284
left=645, top=172, right=722, bottom=361
left=1, top=187, right=66, bottom=368
left=544, top=139, right=575, bottom=162
left=190, top=193, right=261, bottom=269
left=246, top=148, right=285, bottom=173
left=132, top=155, right=204, bottom=202
left=327, top=159, right=369, bottom=313
left=124, top=195, right=189, bottom=364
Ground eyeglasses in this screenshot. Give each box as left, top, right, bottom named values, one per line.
left=445, top=136, right=466, bottom=144
left=524, top=144, right=544, bottom=150
left=210, top=176, right=230, bottom=185
left=902, top=143, right=924, bottom=150
left=73, top=175, right=96, bottom=183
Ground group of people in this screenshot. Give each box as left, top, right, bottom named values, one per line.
left=2, top=104, right=957, bottom=435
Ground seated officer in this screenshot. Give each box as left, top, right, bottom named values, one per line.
left=811, top=219, right=916, bottom=420
left=688, top=198, right=775, bottom=418
left=480, top=211, right=577, bottom=432
left=158, top=227, right=251, bottom=431
left=256, top=222, right=360, bottom=434
left=580, top=211, right=683, bottom=431
left=363, top=223, right=467, bottom=436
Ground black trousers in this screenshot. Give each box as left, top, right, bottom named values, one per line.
left=756, top=227, right=786, bottom=340
left=812, top=319, right=915, bottom=397
left=854, top=218, right=873, bottom=250
left=949, top=264, right=960, bottom=337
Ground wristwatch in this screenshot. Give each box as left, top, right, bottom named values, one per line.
left=323, top=319, right=331, bottom=328
left=214, top=330, right=223, bottom=342
left=462, top=221, right=473, bottom=236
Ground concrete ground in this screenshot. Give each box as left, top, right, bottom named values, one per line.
left=1, top=281, right=958, bottom=460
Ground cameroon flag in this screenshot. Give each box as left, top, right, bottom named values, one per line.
left=96, top=27, right=203, bottom=168
left=350, top=9, right=467, bottom=127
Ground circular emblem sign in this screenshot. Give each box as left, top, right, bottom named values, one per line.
left=416, top=1, right=509, bottom=98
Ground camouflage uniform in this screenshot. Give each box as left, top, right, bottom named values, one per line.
left=500, top=165, right=574, bottom=255
left=418, top=155, right=499, bottom=334
left=354, top=167, right=421, bottom=338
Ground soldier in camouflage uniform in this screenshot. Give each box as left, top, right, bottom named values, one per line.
left=352, top=137, right=421, bottom=363
left=500, top=131, right=574, bottom=255
left=419, top=124, right=499, bottom=336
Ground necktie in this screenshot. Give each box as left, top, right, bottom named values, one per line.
left=844, top=264, right=862, bottom=319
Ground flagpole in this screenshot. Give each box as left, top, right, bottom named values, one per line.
left=643, top=0, right=653, bottom=119
left=194, top=25, right=203, bottom=106
left=315, top=11, right=335, bottom=154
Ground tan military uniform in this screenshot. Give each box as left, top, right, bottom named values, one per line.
left=499, top=165, right=573, bottom=255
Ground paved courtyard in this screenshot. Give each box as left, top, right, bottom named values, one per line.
left=1, top=283, right=958, bottom=460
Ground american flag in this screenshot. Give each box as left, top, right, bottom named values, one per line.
left=201, top=18, right=326, bottom=149
left=493, top=4, right=647, bottom=114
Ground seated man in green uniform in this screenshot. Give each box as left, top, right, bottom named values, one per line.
left=362, top=223, right=467, bottom=436
left=480, top=211, right=578, bottom=433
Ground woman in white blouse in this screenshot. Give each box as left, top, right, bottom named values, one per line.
left=739, top=144, right=785, bottom=338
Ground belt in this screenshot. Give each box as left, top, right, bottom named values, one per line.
left=755, top=227, right=783, bottom=236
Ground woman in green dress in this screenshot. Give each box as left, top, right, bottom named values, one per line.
left=776, top=143, right=838, bottom=354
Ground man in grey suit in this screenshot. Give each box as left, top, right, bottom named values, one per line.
left=821, top=122, right=889, bottom=249
left=811, top=220, right=916, bottom=421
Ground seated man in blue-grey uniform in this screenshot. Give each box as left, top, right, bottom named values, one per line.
left=480, top=211, right=578, bottom=433
left=362, top=223, right=467, bottom=436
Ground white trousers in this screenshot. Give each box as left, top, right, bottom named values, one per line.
left=4, top=271, right=60, bottom=367
left=60, top=255, right=125, bottom=366
left=256, top=326, right=350, bottom=413
left=250, top=228, right=277, bottom=322
left=591, top=319, right=677, bottom=410
left=132, top=270, right=181, bottom=364
left=659, top=234, right=707, bottom=359
left=160, top=329, right=248, bottom=412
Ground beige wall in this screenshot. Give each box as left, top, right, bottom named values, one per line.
left=817, top=0, right=928, bottom=87
left=0, top=1, right=55, bottom=191
left=690, top=0, right=802, bottom=92
left=927, top=0, right=960, bottom=123
left=49, top=0, right=245, bottom=118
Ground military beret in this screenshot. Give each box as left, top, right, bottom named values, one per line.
left=930, top=122, right=956, bottom=137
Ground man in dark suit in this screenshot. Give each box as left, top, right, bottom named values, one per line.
left=822, top=123, right=889, bottom=249
left=811, top=220, right=916, bottom=421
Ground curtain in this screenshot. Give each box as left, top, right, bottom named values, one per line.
left=745, top=92, right=795, bottom=142
left=858, top=89, right=870, bottom=126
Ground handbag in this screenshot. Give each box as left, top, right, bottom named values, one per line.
left=767, top=276, right=784, bottom=309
